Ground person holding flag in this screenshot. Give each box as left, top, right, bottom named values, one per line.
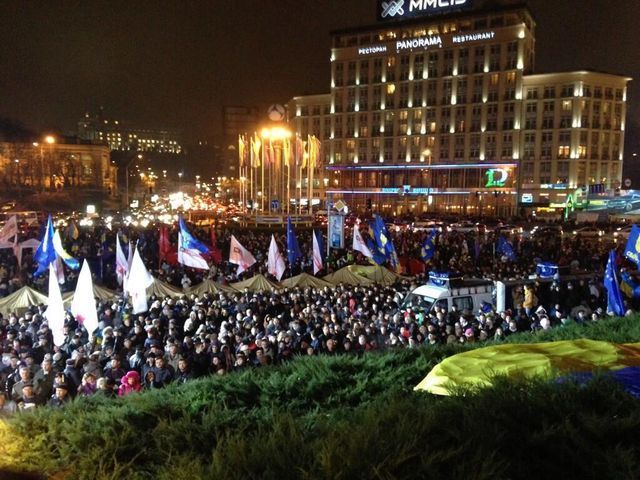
left=604, top=250, right=626, bottom=317
left=178, top=217, right=209, bottom=270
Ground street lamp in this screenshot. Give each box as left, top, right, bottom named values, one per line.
left=125, top=153, right=142, bottom=209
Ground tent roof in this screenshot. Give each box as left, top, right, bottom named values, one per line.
left=323, top=267, right=373, bottom=286
left=280, top=273, right=333, bottom=289
left=347, top=265, right=411, bottom=285
left=0, top=286, right=48, bottom=316
left=230, top=274, right=281, bottom=293
left=63, top=284, right=118, bottom=306
left=186, top=279, right=236, bottom=296
left=146, top=278, right=184, bottom=299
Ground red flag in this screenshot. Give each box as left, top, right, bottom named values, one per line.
left=210, top=227, right=223, bottom=264
left=159, top=226, right=172, bottom=264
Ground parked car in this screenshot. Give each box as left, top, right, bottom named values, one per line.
left=447, top=222, right=479, bottom=234
left=531, top=225, right=563, bottom=237
left=495, top=224, right=523, bottom=236
left=572, top=226, right=604, bottom=238
left=613, top=225, right=634, bottom=240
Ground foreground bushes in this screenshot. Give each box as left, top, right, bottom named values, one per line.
left=2, top=316, right=640, bottom=479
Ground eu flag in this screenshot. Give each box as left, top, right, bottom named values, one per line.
left=536, top=262, right=558, bottom=279
left=623, top=225, right=640, bottom=267
left=497, top=236, right=516, bottom=262
left=33, top=215, right=56, bottom=277
left=366, top=238, right=387, bottom=265
left=286, top=216, right=301, bottom=266
left=604, top=250, right=625, bottom=316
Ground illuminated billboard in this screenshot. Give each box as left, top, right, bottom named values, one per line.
left=378, top=0, right=473, bottom=22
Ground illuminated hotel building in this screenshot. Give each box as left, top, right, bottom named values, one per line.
left=288, top=1, right=631, bottom=216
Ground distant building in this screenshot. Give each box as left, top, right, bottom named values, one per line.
left=78, top=110, right=183, bottom=154
left=0, top=139, right=116, bottom=195
left=287, top=0, right=631, bottom=216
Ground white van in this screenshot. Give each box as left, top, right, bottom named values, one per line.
left=402, top=273, right=494, bottom=314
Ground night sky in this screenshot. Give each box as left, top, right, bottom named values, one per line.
left=0, top=1, right=638, bottom=172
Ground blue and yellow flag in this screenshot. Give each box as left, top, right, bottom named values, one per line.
left=34, top=215, right=56, bottom=277
left=415, top=339, right=640, bottom=396
left=420, top=229, right=437, bottom=262
left=623, top=225, right=640, bottom=267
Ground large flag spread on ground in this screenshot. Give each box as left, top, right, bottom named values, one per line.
left=623, top=224, right=640, bottom=267
left=0, top=215, right=17, bottom=244
left=115, top=234, right=128, bottom=285
left=286, top=217, right=302, bottom=266
left=229, top=235, right=256, bottom=275
left=34, top=215, right=56, bottom=277
left=605, top=250, right=625, bottom=316
left=70, top=260, right=99, bottom=335
left=420, top=229, right=437, bottom=262
left=352, top=223, right=373, bottom=259
left=414, top=339, right=640, bottom=397
left=267, top=235, right=286, bottom=281
left=44, top=263, right=65, bottom=347
left=128, top=246, right=154, bottom=314
left=158, top=226, right=172, bottom=265
left=497, top=236, right=517, bottom=261
left=312, top=230, right=323, bottom=275
left=178, top=232, right=209, bottom=270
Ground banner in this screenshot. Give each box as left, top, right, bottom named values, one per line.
left=328, top=214, right=344, bottom=249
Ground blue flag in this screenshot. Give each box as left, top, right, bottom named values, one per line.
left=497, top=236, right=516, bottom=261
left=536, top=262, right=558, bottom=279
left=623, top=225, right=640, bottom=267
left=286, top=217, right=301, bottom=266
left=179, top=217, right=209, bottom=254
left=33, top=215, right=56, bottom=277
left=604, top=250, right=625, bottom=316
left=369, top=214, right=401, bottom=272
left=421, top=229, right=437, bottom=262
left=366, top=238, right=387, bottom=265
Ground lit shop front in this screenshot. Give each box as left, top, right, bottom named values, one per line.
left=325, top=162, right=517, bottom=216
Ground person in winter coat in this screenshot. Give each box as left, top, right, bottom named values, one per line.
left=118, top=371, right=141, bottom=397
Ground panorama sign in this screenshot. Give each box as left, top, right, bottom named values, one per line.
left=378, top=0, right=473, bottom=21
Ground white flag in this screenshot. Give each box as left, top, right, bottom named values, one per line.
left=123, top=240, right=135, bottom=295
left=116, top=234, right=128, bottom=285
left=128, top=247, right=154, bottom=314
left=353, top=224, right=373, bottom=258
left=229, top=235, right=256, bottom=275
left=0, top=215, right=18, bottom=243
left=45, top=264, right=66, bottom=347
left=178, top=232, right=210, bottom=270
left=71, top=260, right=99, bottom=336
left=267, top=235, right=286, bottom=281
left=312, top=231, right=323, bottom=275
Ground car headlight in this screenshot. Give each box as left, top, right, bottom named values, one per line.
left=572, top=230, right=577, bottom=235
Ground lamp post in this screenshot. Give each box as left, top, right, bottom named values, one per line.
left=125, top=153, right=142, bottom=209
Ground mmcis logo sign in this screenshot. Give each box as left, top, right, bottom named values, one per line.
left=379, top=0, right=472, bottom=20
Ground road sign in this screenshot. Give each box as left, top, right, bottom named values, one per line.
left=334, top=199, right=346, bottom=212
left=271, top=199, right=280, bottom=211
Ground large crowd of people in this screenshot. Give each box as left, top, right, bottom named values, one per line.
left=0, top=218, right=630, bottom=414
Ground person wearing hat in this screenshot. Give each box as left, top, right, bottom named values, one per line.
left=18, top=381, right=41, bottom=411
left=48, top=380, right=71, bottom=408
left=10, top=366, right=32, bottom=404
left=33, top=357, right=56, bottom=401
left=83, top=351, right=103, bottom=380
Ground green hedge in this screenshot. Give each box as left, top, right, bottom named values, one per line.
left=2, top=316, right=640, bottom=479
